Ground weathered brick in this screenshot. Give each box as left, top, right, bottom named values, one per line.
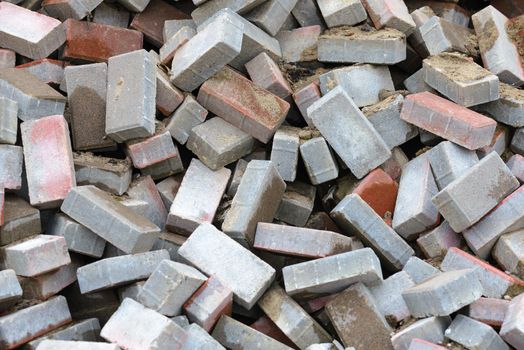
left=276, top=25, right=321, bottom=63
left=140, top=155, right=184, bottom=180
left=181, top=323, right=225, bottom=350
left=16, top=58, right=65, bottom=85
left=403, top=69, right=436, bottom=94
left=500, top=293, right=524, bottom=349
left=0, top=269, right=22, bottom=310
left=155, top=174, right=182, bottom=210
left=165, top=94, right=207, bottom=145
left=0, top=145, right=23, bottom=190
left=407, top=339, right=447, bottom=350
left=127, top=175, right=168, bottom=229
left=226, top=159, right=248, bottom=197
left=512, top=127, right=524, bottom=155
left=477, top=124, right=509, bottom=159
left=42, top=0, right=103, bottom=21
left=159, top=27, right=195, bottom=66
left=468, top=297, right=509, bottom=327
left=0, top=195, right=41, bottom=245
left=155, top=62, right=184, bottom=116
left=293, top=82, right=321, bottom=126
left=93, top=2, right=130, bottom=28
left=246, top=0, right=299, bottom=36
left=246, top=52, right=292, bottom=99
left=475, top=82, right=524, bottom=127
left=402, top=256, right=440, bottom=284
left=274, top=181, right=316, bottom=226
left=25, top=318, right=101, bottom=350
left=428, top=141, right=479, bottom=190
left=419, top=17, right=478, bottom=57
left=416, top=221, right=463, bottom=259
left=0, top=96, right=17, bottom=145
left=20, top=259, right=80, bottom=300
left=391, top=316, right=451, bottom=350
left=369, top=271, right=414, bottom=325
left=362, top=0, right=416, bottom=35
left=125, top=131, right=178, bottom=169
left=317, top=0, right=366, bottom=27
left=0, top=49, right=15, bottom=69
left=36, top=340, right=119, bottom=350
left=164, top=19, right=196, bottom=41
left=116, top=0, right=151, bottom=12
left=445, top=314, right=509, bottom=350
left=493, top=230, right=524, bottom=279
left=269, top=126, right=300, bottom=181
left=300, top=137, right=339, bottom=185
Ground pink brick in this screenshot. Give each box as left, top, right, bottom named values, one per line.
left=16, top=58, right=66, bottom=85
left=125, top=130, right=179, bottom=169
left=183, top=275, right=233, bottom=332
left=292, top=82, right=321, bottom=126
left=198, top=67, right=289, bottom=143
left=20, top=115, right=76, bottom=208
left=0, top=2, right=66, bottom=60
left=408, top=338, right=447, bottom=350
left=245, top=52, right=292, bottom=99
left=0, top=49, right=15, bottom=69
left=400, top=92, right=497, bottom=150
left=468, top=297, right=509, bottom=327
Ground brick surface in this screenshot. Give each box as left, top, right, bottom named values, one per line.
left=42, top=0, right=103, bottom=21
left=25, top=318, right=101, bottom=350
left=127, top=175, right=168, bottom=230
left=391, top=316, right=451, bottom=350
left=494, top=230, right=524, bottom=279
left=155, top=174, right=183, bottom=209
left=246, top=52, right=292, bottom=99
left=0, top=145, right=23, bottom=190
left=159, top=27, right=196, bottom=66
left=407, top=339, right=447, bottom=350
left=500, top=294, right=524, bottom=349
left=293, top=82, right=321, bottom=126
left=246, top=0, right=299, bottom=36
left=269, top=126, right=300, bottom=181
left=292, top=0, right=324, bottom=28
left=164, top=19, right=196, bottom=41
left=300, top=136, right=339, bottom=185
left=400, top=92, right=497, bottom=150
left=20, top=259, right=80, bottom=300
left=198, top=67, right=289, bottom=143
left=155, top=62, right=184, bottom=116
left=317, top=0, right=366, bottom=27
left=428, top=141, right=479, bottom=190
left=468, top=297, right=509, bottom=327
left=36, top=340, right=120, bottom=350
left=512, top=127, right=524, bottom=155
left=0, top=195, right=41, bottom=245
left=0, top=269, right=22, bottom=310
left=16, top=58, right=65, bottom=85
left=140, top=155, right=184, bottom=180
left=277, top=25, right=321, bottom=63
left=369, top=271, right=414, bottom=325
left=21, top=115, right=76, bottom=208
left=116, top=0, right=151, bottom=12
left=61, top=186, right=160, bottom=254
left=362, top=0, right=416, bottom=35
left=165, top=94, right=207, bottom=145
left=226, top=158, right=248, bottom=197
left=274, top=181, right=316, bottom=226
left=181, top=323, right=225, bottom=350
left=476, top=82, right=524, bottom=127
left=419, top=17, right=478, bottom=58
left=416, top=221, right=463, bottom=258
left=476, top=123, right=509, bottom=159
left=93, top=2, right=130, bottom=28
left=126, top=130, right=178, bottom=169
left=404, top=69, right=436, bottom=94
left=402, top=256, right=440, bottom=284
left=0, top=49, right=15, bottom=69
left=445, top=314, right=509, bottom=350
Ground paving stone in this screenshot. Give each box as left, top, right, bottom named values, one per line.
left=125, top=131, right=178, bottom=170
left=36, top=340, right=120, bottom=350
left=468, top=297, right=509, bottom=327
left=331, top=194, right=414, bottom=270
left=361, top=0, right=416, bottom=35
left=164, top=19, right=197, bottom=41
left=274, top=181, right=316, bottom=226
left=155, top=175, right=183, bottom=210
left=494, top=230, right=524, bottom=279
left=246, top=52, right=292, bottom=99
left=140, top=156, right=184, bottom=180
left=511, top=127, right=524, bottom=155
left=165, top=95, right=207, bottom=145
left=76, top=249, right=169, bottom=294
left=73, top=152, right=132, bottom=196
left=116, top=0, right=151, bottom=12
left=0, top=48, right=15, bottom=69
left=106, top=49, right=156, bottom=143
left=317, top=0, right=366, bottom=27
left=0, top=145, right=23, bottom=190
left=187, top=117, right=255, bottom=170
left=268, top=126, right=299, bottom=181
left=246, top=0, right=299, bottom=36
left=181, top=323, right=225, bottom=350
left=250, top=315, right=296, bottom=348
left=293, top=82, right=321, bottom=126
left=190, top=0, right=267, bottom=25
left=258, top=285, right=332, bottom=349
left=407, top=339, right=447, bottom=350
left=138, top=260, right=207, bottom=316
left=93, top=2, right=130, bottom=28
left=155, top=64, right=184, bottom=116
left=61, top=186, right=160, bottom=254
left=0, top=2, right=66, bottom=59
left=476, top=83, right=524, bottom=127
left=20, top=258, right=80, bottom=300
left=404, top=68, right=436, bottom=94
left=0, top=68, right=66, bottom=121
left=62, top=285, right=119, bottom=325
left=276, top=25, right=321, bottom=62
left=101, top=297, right=188, bottom=349
left=441, top=247, right=524, bottom=298
left=416, top=221, right=463, bottom=259
left=16, top=58, right=65, bottom=86
left=198, top=67, right=289, bottom=143
left=24, top=318, right=101, bottom=350
left=159, top=26, right=196, bottom=66
left=127, top=175, right=168, bottom=230
left=0, top=296, right=72, bottom=349
left=433, top=152, right=519, bottom=232
left=318, top=26, right=406, bottom=64
left=400, top=92, right=497, bottom=150
left=402, top=256, right=440, bottom=284
left=0, top=269, right=22, bottom=310
left=402, top=269, right=482, bottom=317
left=63, top=19, right=143, bottom=63
left=423, top=53, right=499, bottom=107
left=476, top=124, right=509, bottom=159
left=391, top=316, right=451, bottom=350
left=300, top=137, right=339, bottom=185
left=419, top=17, right=478, bottom=58
left=0, top=95, right=17, bottom=145
left=369, top=271, right=414, bottom=325
left=444, top=314, right=509, bottom=350
left=222, top=160, right=285, bottom=246
left=0, top=195, right=41, bottom=245
left=291, top=0, right=326, bottom=28
left=326, top=283, right=393, bottom=349
left=117, top=281, right=144, bottom=302
left=42, top=0, right=103, bottom=21
left=500, top=293, right=524, bottom=349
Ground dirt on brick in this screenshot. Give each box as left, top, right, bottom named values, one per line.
left=427, top=53, right=493, bottom=83
left=506, top=14, right=524, bottom=67
left=500, top=82, right=524, bottom=100
left=475, top=17, right=499, bottom=52
left=321, top=24, right=404, bottom=40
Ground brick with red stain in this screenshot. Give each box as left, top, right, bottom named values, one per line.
left=183, top=275, right=233, bottom=332
left=400, top=92, right=497, bottom=150
left=292, top=82, right=321, bottom=126
left=130, top=0, right=190, bottom=47
left=352, top=168, right=398, bottom=219
left=63, top=19, right=143, bottom=62
left=468, top=297, right=509, bottom=327
left=408, top=338, right=447, bottom=350
left=16, top=58, right=67, bottom=85
left=0, top=49, right=15, bottom=69
left=250, top=315, right=298, bottom=349
left=20, top=115, right=76, bottom=208
left=198, top=67, right=290, bottom=143
left=125, top=130, right=179, bottom=169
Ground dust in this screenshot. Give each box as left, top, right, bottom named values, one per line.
left=499, top=82, right=524, bottom=100
left=474, top=17, right=499, bottom=52
left=426, top=53, right=492, bottom=83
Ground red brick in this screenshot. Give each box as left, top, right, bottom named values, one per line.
left=63, top=19, right=143, bottom=62
left=125, top=131, right=179, bottom=169
left=400, top=92, right=497, bottom=150
left=468, top=297, right=509, bottom=327
left=250, top=316, right=297, bottom=349
left=130, top=0, right=190, bottom=47
left=197, top=67, right=290, bottom=143
left=352, top=168, right=398, bottom=219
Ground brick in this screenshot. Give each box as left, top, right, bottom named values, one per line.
left=300, top=137, right=339, bottom=185
left=222, top=160, right=285, bottom=246
left=404, top=69, right=436, bottom=94
left=25, top=318, right=101, bottom=350
left=63, top=19, right=143, bottom=62
left=476, top=83, right=524, bottom=127
left=62, top=286, right=119, bottom=325
left=226, top=159, right=248, bottom=197
left=0, top=145, right=23, bottom=190
left=140, top=156, right=184, bottom=180
left=434, top=152, right=519, bottom=232
left=246, top=52, right=292, bottom=99
left=61, top=186, right=160, bottom=254
left=445, top=314, right=509, bottom=350
left=402, top=269, right=482, bottom=317
left=0, top=195, right=41, bottom=245
left=0, top=49, right=15, bottom=69
left=326, top=283, right=392, bottom=349
left=468, top=297, right=509, bottom=327
left=258, top=285, right=332, bottom=348
left=42, top=0, right=103, bottom=21
left=362, top=0, right=415, bottom=35
left=392, top=316, right=451, bottom=350
left=274, top=181, right=316, bottom=226
left=159, top=27, right=195, bottom=66
left=380, top=147, right=409, bottom=182
left=170, top=15, right=243, bottom=92
left=183, top=275, right=233, bottom=332
left=76, top=249, right=168, bottom=294
left=402, top=256, right=440, bottom=284
left=419, top=17, right=478, bottom=58
left=116, top=0, right=151, bottom=12
left=93, top=2, right=130, bottom=28
left=164, top=20, right=197, bottom=41
left=101, top=297, right=187, bottom=350
left=0, top=69, right=66, bottom=121
left=0, top=2, right=66, bottom=59
left=512, top=127, right=524, bottom=155
left=138, top=260, right=206, bottom=316
left=155, top=175, right=183, bottom=210
left=493, top=230, right=524, bottom=279
left=292, top=0, right=325, bottom=28
left=187, top=117, right=255, bottom=170
left=316, top=0, right=366, bottom=27
left=165, top=95, right=207, bottom=145
left=269, top=126, right=300, bottom=181
left=73, top=152, right=132, bottom=196
left=118, top=281, right=144, bottom=302
left=369, top=271, right=414, bottom=325
left=318, top=26, right=406, bottom=64
left=407, top=339, right=447, bottom=350
left=36, top=340, right=119, bottom=350
left=190, top=0, right=266, bottom=25
left=405, top=1, right=470, bottom=26
left=282, top=247, right=382, bottom=296
left=127, top=175, right=168, bottom=229
left=0, top=269, right=22, bottom=310
left=65, top=62, right=116, bottom=151
left=477, top=124, right=509, bottom=159
left=0, top=296, right=71, bottom=349
left=500, top=293, right=524, bottom=349
left=130, top=0, right=189, bottom=47
left=246, top=0, right=299, bottom=36
left=428, top=141, right=479, bottom=190
left=423, top=54, right=499, bottom=107
left=472, top=5, right=524, bottom=86
left=250, top=315, right=296, bottom=348
left=16, top=58, right=65, bottom=85
left=416, top=221, right=463, bottom=259
left=178, top=223, right=275, bottom=309
left=20, top=259, right=80, bottom=300
left=0, top=187, right=3, bottom=226
left=441, top=247, right=524, bottom=298
left=276, top=25, right=321, bottom=62
left=198, top=67, right=289, bottom=143
left=400, top=92, right=497, bottom=150
left=331, top=194, right=414, bottom=270
left=125, top=131, right=178, bottom=170
left=293, top=82, right=321, bottom=126
left=212, top=315, right=293, bottom=350
left=181, top=323, right=225, bottom=350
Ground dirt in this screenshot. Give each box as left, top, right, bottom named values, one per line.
left=506, top=15, right=524, bottom=67
left=427, top=53, right=492, bottom=83
left=73, top=151, right=131, bottom=173
left=299, top=43, right=318, bottom=61
left=298, top=127, right=321, bottom=141
left=362, top=94, right=401, bottom=116
left=321, top=24, right=404, bottom=40
left=500, top=82, right=524, bottom=100
left=278, top=61, right=327, bottom=90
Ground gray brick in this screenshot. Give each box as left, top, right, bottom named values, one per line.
left=276, top=25, right=321, bottom=63
left=391, top=316, right=451, bottom=350
left=512, top=127, right=524, bottom=155
left=369, top=271, right=414, bottom=325
left=258, top=285, right=332, bottom=349
left=0, top=69, right=66, bottom=121
left=170, top=13, right=243, bottom=92
left=20, top=259, right=80, bottom=300
left=61, top=186, right=160, bottom=254
left=93, top=2, right=130, bottom=28
left=163, top=19, right=197, bottom=42
left=115, top=0, right=150, bottom=12
left=274, top=181, right=316, bottom=226
left=191, top=0, right=266, bottom=25
left=125, top=130, right=179, bottom=169
left=167, top=159, right=230, bottom=235
left=227, top=158, right=248, bottom=197
left=117, top=281, right=144, bottom=302
left=445, top=315, right=509, bottom=350
left=155, top=65, right=184, bottom=116
left=155, top=174, right=183, bottom=210
left=106, top=49, right=156, bottom=143
left=0, top=145, right=23, bottom=190
left=36, top=340, right=119, bottom=350
left=138, top=260, right=206, bottom=316
left=403, top=69, right=436, bottom=94
left=428, top=141, right=479, bottom=190
left=291, top=0, right=325, bottom=28
left=187, top=117, right=255, bottom=170
left=178, top=223, right=275, bottom=309
left=500, top=293, right=524, bottom=349
left=43, top=0, right=102, bottom=21
left=402, top=256, right=440, bottom=284
left=222, top=160, right=285, bottom=246
left=246, top=0, right=299, bottom=36
left=402, top=269, right=482, bottom=317
left=317, top=0, right=366, bottom=27
left=318, top=26, right=406, bottom=64
left=0, top=269, right=22, bottom=310
left=362, top=0, right=415, bottom=35
left=331, top=194, right=414, bottom=270
left=467, top=297, right=509, bottom=328
left=270, top=126, right=300, bottom=182
left=245, top=52, right=291, bottom=99
left=300, top=137, right=339, bottom=185
left=127, top=175, right=168, bottom=230
left=24, top=318, right=101, bottom=350
left=182, top=323, right=225, bottom=350
left=423, top=53, right=499, bottom=107
left=475, top=83, right=524, bottom=127
left=76, top=249, right=169, bottom=294
left=0, top=195, right=41, bottom=245
left=140, top=155, right=184, bottom=180
left=0, top=96, right=17, bottom=144
left=159, top=26, right=196, bottom=66
left=283, top=247, right=382, bottom=296
left=416, top=221, right=463, bottom=259
left=493, top=230, right=524, bottom=279
left=432, top=152, right=519, bottom=232
left=419, top=16, right=478, bottom=57
left=165, top=95, right=207, bottom=145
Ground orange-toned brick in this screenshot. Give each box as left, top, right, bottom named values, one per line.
left=352, top=168, right=398, bottom=219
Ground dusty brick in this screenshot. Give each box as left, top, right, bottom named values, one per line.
left=125, top=131, right=178, bottom=169
left=404, top=69, right=436, bottom=94
left=317, top=0, right=366, bottom=27
left=0, top=145, right=23, bottom=190
left=190, top=0, right=266, bottom=25
left=269, top=126, right=300, bottom=181
left=0, top=269, right=22, bottom=310
left=93, top=2, right=130, bottom=28
left=500, top=294, right=524, bottom=349
left=36, top=340, right=119, bottom=350
left=164, top=19, right=196, bottom=41
left=369, top=271, right=415, bottom=325
left=140, top=156, right=184, bottom=180
left=419, top=17, right=478, bottom=57
left=293, top=82, right=321, bottom=126
left=493, top=230, right=524, bottom=279
left=402, top=256, right=440, bottom=284
left=300, top=137, right=339, bottom=185
left=246, top=0, right=299, bottom=36
left=155, top=62, right=184, bottom=116
left=16, top=58, right=65, bottom=86
left=0, top=49, right=15, bottom=69
left=392, top=316, right=451, bottom=350
left=416, top=221, right=463, bottom=259
left=468, top=297, right=509, bottom=327
left=408, top=339, right=447, bottom=350
left=277, top=25, right=321, bottom=62
left=445, top=314, right=509, bottom=350
left=155, top=174, right=183, bottom=209
left=475, top=83, right=524, bottom=127
left=127, top=175, right=168, bottom=229
left=0, top=195, right=41, bottom=245
left=476, top=124, right=509, bottom=159
left=24, top=318, right=101, bottom=350
left=159, top=27, right=195, bottom=66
